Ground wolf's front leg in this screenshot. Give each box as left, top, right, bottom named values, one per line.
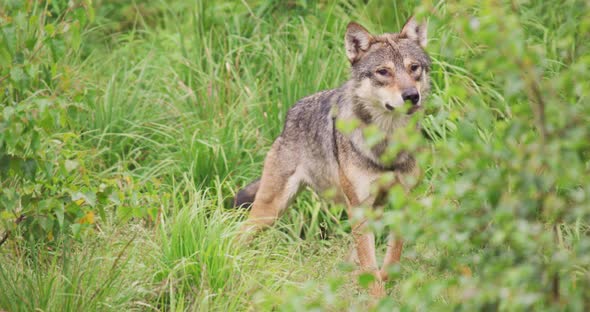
left=340, top=169, right=385, bottom=297
left=351, top=220, right=386, bottom=297
left=380, top=233, right=404, bottom=281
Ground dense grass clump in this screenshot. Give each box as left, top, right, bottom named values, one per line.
left=1, top=0, right=588, bottom=310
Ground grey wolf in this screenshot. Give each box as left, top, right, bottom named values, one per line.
left=234, top=17, right=430, bottom=297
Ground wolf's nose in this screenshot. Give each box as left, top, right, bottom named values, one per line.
left=402, top=88, right=420, bottom=105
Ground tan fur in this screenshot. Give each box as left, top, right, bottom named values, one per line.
left=237, top=17, right=430, bottom=298
left=239, top=141, right=299, bottom=237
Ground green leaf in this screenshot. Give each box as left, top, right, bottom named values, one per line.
left=0, top=46, right=12, bottom=67
left=358, top=273, right=375, bottom=289
left=69, top=21, right=81, bottom=51
left=64, top=159, right=78, bottom=172
left=44, top=23, right=56, bottom=37
left=70, top=223, right=81, bottom=237
left=335, top=117, right=360, bottom=135
left=117, top=206, right=133, bottom=222
left=54, top=204, right=65, bottom=228
left=10, top=66, right=26, bottom=82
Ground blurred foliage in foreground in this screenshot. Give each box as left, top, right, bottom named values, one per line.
left=377, top=1, right=590, bottom=310
left=0, top=0, right=589, bottom=311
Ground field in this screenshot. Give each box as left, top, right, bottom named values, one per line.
left=1, top=0, right=589, bottom=311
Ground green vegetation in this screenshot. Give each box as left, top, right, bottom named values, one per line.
left=1, top=0, right=588, bottom=310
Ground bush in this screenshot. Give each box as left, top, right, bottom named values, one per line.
left=1, top=0, right=94, bottom=242
left=365, top=0, right=590, bottom=309
left=1, top=0, right=588, bottom=310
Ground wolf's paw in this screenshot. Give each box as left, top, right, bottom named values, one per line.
left=233, top=227, right=255, bottom=246
left=369, top=279, right=387, bottom=298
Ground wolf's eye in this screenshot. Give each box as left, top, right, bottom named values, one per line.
left=376, top=68, right=390, bottom=76
left=410, top=64, right=420, bottom=72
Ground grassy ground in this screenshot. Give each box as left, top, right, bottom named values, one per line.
left=1, top=0, right=589, bottom=311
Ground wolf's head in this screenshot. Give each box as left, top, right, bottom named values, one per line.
left=345, top=17, right=430, bottom=118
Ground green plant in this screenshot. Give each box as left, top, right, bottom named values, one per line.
left=0, top=0, right=98, bottom=242
left=0, top=0, right=588, bottom=311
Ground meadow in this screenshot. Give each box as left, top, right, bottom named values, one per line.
left=0, top=0, right=589, bottom=311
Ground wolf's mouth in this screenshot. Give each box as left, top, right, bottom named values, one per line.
left=406, top=104, right=422, bottom=115
left=385, top=103, right=394, bottom=111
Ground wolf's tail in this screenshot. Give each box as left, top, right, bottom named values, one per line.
left=233, top=178, right=261, bottom=209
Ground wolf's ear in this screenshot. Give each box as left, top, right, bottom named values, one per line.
left=345, top=22, right=373, bottom=64
left=400, top=16, right=427, bottom=48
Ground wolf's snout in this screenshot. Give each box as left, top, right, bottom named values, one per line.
left=402, top=88, right=420, bottom=105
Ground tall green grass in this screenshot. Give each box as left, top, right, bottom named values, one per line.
left=1, top=0, right=588, bottom=310
left=0, top=228, right=153, bottom=311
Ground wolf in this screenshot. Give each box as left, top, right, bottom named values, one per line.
left=234, top=17, right=430, bottom=297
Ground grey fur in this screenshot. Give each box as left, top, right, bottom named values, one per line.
left=235, top=22, right=431, bottom=207
left=236, top=20, right=430, bottom=297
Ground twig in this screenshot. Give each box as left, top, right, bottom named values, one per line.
left=0, top=231, right=9, bottom=247
left=88, top=232, right=137, bottom=302
left=552, top=224, right=560, bottom=303
left=0, top=214, right=25, bottom=247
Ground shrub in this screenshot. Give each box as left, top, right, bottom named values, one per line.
left=369, top=0, right=590, bottom=309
